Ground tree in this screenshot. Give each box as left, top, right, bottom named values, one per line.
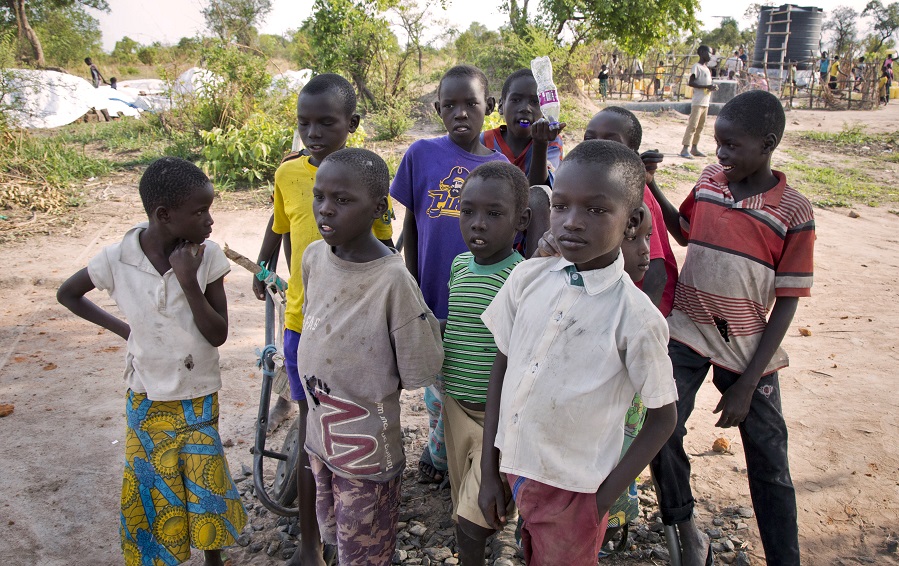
left=33, top=2, right=101, bottom=66
left=111, top=35, right=138, bottom=62
left=824, top=6, right=858, bottom=55
left=1, top=0, right=107, bottom=67
left=505, top=0, right=699, bottom=56
left=202, top=0, right=272, bottom=46
left=863, top=0, right=899, bottom=52
left=701, top=17, right=743, bottom=52
left=390, top=0, right=443, bottom=73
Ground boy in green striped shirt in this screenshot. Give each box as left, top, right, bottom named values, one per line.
left=441, top=161, right=533, bottom=565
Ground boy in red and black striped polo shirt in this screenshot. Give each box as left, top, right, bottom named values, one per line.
left=649, top=90, right=813, bottom=566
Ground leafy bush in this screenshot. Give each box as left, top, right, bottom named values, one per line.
left=482, top=111, right=505, bottom=131
left=368, top=97, right=415, bottom=141
left=347, top=123, right=367, bottom=148
left=200, top=113, right=293, bottom=189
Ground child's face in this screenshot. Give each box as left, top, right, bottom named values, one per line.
left=312, top=161, right=386, bottom=249
left=584, top=112, right=633, bottom=150
left=500, top=75, right=541, bottom=140
left=699, top=49, right=711, bottom=63
left=435, top=76, right=493, bottom=149
left=714, top=116, right=774, bottom=184
left=621, top=205, right=652, bottom=283
left=164, top=182, right=215, bottom=245
left=459, top=176, right=530, bottom=265
left=297, top=92, right=360, bottom=165
left=550, top=163, right=642, bottom=271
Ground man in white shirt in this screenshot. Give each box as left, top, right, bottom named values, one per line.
left=680, top=45, right=718, bottom=159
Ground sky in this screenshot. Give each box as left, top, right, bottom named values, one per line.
left=90, top=0, right=878, bottom=52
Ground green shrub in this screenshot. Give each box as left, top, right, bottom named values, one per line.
left=482, top=111, right=505, bottom=132
left=200, top=113, right=293, bottom=189
left=347, top=123, right=367, bottom=148
left=368, top=97, right=416, bottom=141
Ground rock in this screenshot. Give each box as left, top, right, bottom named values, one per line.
left=706, top=528, right=722, bottom=539
left=408, top=522, right=428, bottom=536
left=712, top=542, right=726, bottom=553
left=887, top=538, right=899, bottom=554
left=735, top=551, right=751, bottom=565
left=493, top=559, right=516, bottom=566
left=735, top=522, right=749, bottom=530
left=282, top=547, right=296, bottom=559
left=719, top=551, right=737, bottom=564
left=251, top=521, right=264, bottom=531
left=423, top=547, right=453, bottom=561
left=265, top=541, right=281, bottom=556
left=713, top=517, right=725, bottom=526
left=724, top=539, right=736, bottom=551
left=736, top=507, right=754, bottom=518
left=848, top=210, right=861, bottom=218
left=393, top=549, right=407, bottom=563
left=400, top=511, right=420, bottom=522
left=645, top=531, right=661, bottom=544
left=241, top=463, right=252, bottom=476
left=444, top=558, right=459, bottom=565
left=248, top=542, right=265, bottom=553
left=422, top=556, right=431, bottom=566
left=650, top=545, right=670, bottom=561
left=288, top=523, right=300, bottom=536
left=649, top=521, right=665, bottom=532
left=236, top=533, right=250, bottom=547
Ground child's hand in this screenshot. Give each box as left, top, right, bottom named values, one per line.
left=534, top=230, right=561, bottom=258
left=710, top=84, right=719, bottom=91
left=713, top=378, right=755, bottom=428
left=530, top=119, right=567, bottom=144
left=640, top=149, right=664, bottom=185
left=478, top=473, right=509, bottom=530
left=170, top=240, right=204, bottom=286
left=252, top=277, right=267, bottom=301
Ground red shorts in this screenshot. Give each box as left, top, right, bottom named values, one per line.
left=508, top=474, right=608, bottom=566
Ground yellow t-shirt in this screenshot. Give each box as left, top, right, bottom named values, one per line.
left=830, top=61, right=840, bottom=80
left=272, top=154, right=394, bottom=332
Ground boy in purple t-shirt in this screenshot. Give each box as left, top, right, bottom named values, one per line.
left=391, top=64, right=509, bottom=483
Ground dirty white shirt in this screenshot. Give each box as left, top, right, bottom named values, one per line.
left=88, top=223, right=231, bottom=401
left=481, top=254, right=677, bottom=493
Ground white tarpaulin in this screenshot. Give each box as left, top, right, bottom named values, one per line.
left=270, top=69, right=313, bottom=93
left=172, top=67, right=223, bottom=95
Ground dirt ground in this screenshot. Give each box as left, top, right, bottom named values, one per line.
left=1, top=103, right=899, bottom=566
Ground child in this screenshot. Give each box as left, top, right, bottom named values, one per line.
left=442, top=162, right=531, bottom=565
left=829, top=55, right=842, bottom=90
left=584, top=106, right=678, bottom=315
left=649, top=90, right=815, bottom=566
left=252, top=73, right=394, bottom=565
left=298, top=148, right=444, bottom=566
left=598, top=64, right=610, bottom=99
left=680, top=45, right=718, bottom=159
left=390, top=64, right=509, bottom=483
left=85, top=56, right=105, bottom=88
left=481, top=68, right=564, bottom=257
left=479, top=140, right=678, bottom=566
left=57, top=157, right=247, bottom=566
left=110, top=76, right=118, bottom=90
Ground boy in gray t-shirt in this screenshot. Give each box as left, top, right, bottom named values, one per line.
left=297, top=148, right=444, bottom=566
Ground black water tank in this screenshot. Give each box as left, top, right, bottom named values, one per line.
left=751, top=4, right=823, bottom=71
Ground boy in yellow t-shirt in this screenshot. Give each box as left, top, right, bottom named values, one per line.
left=253, top=73, right=393, bottom=566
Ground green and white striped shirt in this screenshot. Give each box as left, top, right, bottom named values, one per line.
left=442, top=251, right=523, bottom=403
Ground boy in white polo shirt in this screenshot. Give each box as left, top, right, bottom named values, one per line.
left=478, top=140, right=678, bottom=566
left=57, top=157, right=247, bottom=566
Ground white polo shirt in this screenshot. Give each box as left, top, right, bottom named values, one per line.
left=88, top=223, right=231, bottom=401
left=481, top=254, right=677, bottom=493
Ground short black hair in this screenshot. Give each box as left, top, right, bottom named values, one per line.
left=559, top=140, right=645, bottom=210
left=600, top=106, right=643, bottom=151
left=501, top=69, right=533, bottom=101
left=84, top=57, right=92, bottom=65
left=461, top=161, right=530, bottom=217
left=717, top=90, right=786, bottom=143
left=300, top=73, right=357, bottom=117
left=698, top=45, right=710, bottom=55
left=438, top=64, right=489, bottom=101
left=321, top=148, right=390, bottom=199
left=138, top=157, right=210, bottom=216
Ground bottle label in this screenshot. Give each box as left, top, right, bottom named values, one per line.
left=538, top=89, right=558, bottom=105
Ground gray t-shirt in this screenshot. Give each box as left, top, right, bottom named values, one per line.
left=299, top=240, right=444, bottom=481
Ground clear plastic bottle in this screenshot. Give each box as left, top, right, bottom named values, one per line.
left=531, top=55, right=561, bottom=126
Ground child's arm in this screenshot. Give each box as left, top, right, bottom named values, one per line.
left=688, top=74, right=718, bottom=91
left=647, top=179, right=688, bottom=247
left=253, top=214, right=284, bottom=300
left=170, top=242, right=229, bottom=347
left=478, top=351, right=509, bottom=530
left=524, top=186, right=550, bottom=259
left=594, top=403, right=677, bottom=517
left=527, top=121, right=566, bottom=186
left=713, top=296, right=798, bottom=428
left=642, top=260, right=666, bottom=306
left=401, top=212, right=419, bottom=283
left=57, top=268, right=130, bottom=340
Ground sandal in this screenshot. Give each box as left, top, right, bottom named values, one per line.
left=417, top=449, right=444, bottom=484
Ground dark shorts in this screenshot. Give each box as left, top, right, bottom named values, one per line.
left=284, top=328, right=306, bottom=401
left=508, top=474, right=607, bottom=566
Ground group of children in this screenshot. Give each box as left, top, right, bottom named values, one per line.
left=58, top=59, right=815, bottom=566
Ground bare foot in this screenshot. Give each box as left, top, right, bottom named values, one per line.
left=677, top=518, right=711, bottom=566
left=285, top=546, right=328, bottom=566
left=267, top=396, right=295, bottom=435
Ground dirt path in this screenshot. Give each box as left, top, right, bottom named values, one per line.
left=1, top=104, right=899, bottom=565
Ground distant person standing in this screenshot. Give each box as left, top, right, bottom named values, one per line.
left=708, top=48, right=720, bottom=78
left=828, top=56, right=842, bottom=90
left=598, top=64, right=610, bottom=99
left=725, top=51, right=742, bottom=80
left=84, top=57, right=105, bottom=88
left=882, top=54, right=894, bottom=103
left=109, top=77, right=117, bottom=90
left=819, top=52, right=830, bottom=86
left=654, top=60, right=664, bottom=97
left=680, top=45, right=717, bottom=159
left=738, top=46, right=748, bottom=67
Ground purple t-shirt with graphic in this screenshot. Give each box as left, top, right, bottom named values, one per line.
left=390, top=136, right=509, bottom=319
